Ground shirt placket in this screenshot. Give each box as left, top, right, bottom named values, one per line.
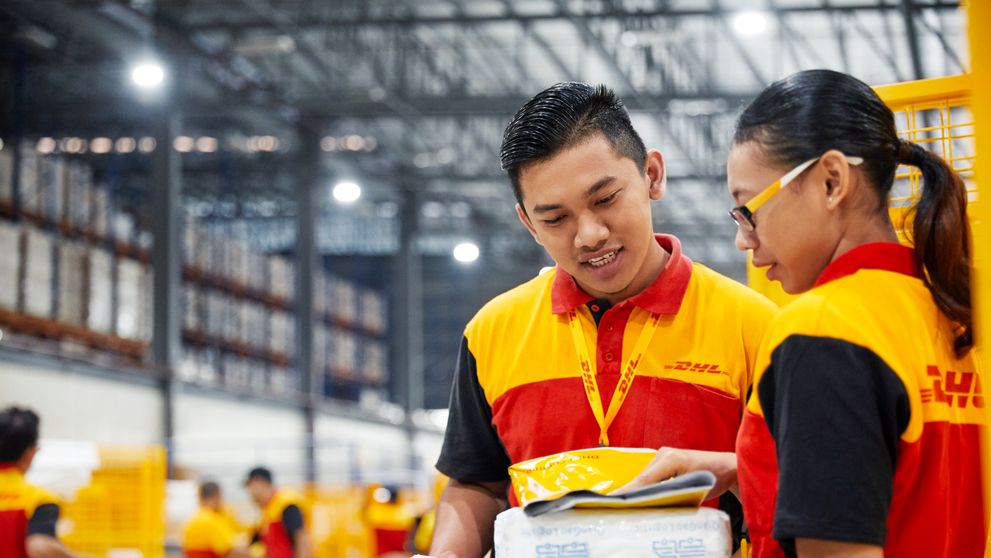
left=595, top=302, right=634, bottom=383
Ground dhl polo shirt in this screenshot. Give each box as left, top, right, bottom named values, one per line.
left=437, top=234, right=777, bottom=502
left=183, top=507, right=237, bottom=558
left=256, top=491, right=305, bottom=558
left=737, top=242, right=987, bottom=558
left=0, top=464, right=60, bottom=558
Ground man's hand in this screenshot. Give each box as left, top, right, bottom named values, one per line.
left=26, top=535, right=80, bottom=558
left=429, top=478, right=510, bottom=558
left=615, top=448, right=738, bottom=500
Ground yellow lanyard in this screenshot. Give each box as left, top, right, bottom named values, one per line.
left=567, top=307, right=662, bottom=447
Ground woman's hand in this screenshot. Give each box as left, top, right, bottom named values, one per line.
left=615, top=448, right=739, bottom=500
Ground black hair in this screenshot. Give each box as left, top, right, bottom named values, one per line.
left=200, top=481, right=221, bottom=500
left=735, top=69, right=972, bottom=355
left=246, top=466, right=273, bottom=484
left=500, top=82, right=647, bottom=207
left=0, top=407, right=40, bottom=462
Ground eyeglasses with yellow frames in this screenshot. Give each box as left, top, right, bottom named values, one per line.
left=729, top=154, right=863, bottom=232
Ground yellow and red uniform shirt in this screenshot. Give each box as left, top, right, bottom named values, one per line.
left=257, top=490, right=305, bottom=558
left=0, top=463, right=60, bottom=558
left=437, top=234, right=777, bottom=510
left=737, top=243, right=986, bottom=557
left=183, top=507, right=237, bottom=558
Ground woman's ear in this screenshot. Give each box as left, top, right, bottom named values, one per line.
left=819, top=149, right=854, bottom=210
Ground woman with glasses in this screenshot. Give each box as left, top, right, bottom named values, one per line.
left=623, top=69, right=984, bottom=557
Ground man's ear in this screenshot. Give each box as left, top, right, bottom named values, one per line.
left=819, top=149, right=854, bottom=211
left=645, top=149, right=667, bottom=201
left=517, top=203, right=542, bottom=246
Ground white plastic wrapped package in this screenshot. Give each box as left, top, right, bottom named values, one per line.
left=494, top=506, right=731, bottom=558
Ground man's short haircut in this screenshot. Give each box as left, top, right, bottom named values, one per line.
left=245, top=466, right=273, bottom=485
left=200, top=481, right=221, bottom=500
left=0, top=407, right=40, bottom=463
left=500, top=82, right=647, bottom=207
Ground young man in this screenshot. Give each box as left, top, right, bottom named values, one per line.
left=244, top=467, right=311, bottom=558
left=430, top=83, right=777, bottom=558
left=0, top=407, right=79, bottom=558
left=183, top=481, right=249, bottom=558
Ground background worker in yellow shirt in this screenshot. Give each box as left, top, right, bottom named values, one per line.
left=183, top=481, right=249, bottom=558
left=245, top=466, right=312, bottom=558
left=0, top=406, right=79, bottom=558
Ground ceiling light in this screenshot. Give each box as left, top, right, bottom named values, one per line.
left=320, top=137, right=338, bottom=152
left=138, top=137, right=157, bottom=153
left=130, top=61, right=165, bottom=89
left=453, top=242, right=480, bottom=264
left=116, top=137, right=136, bottom=153
left=332, top=181, right=362, bottom=204
left=344, top=135, right=364, bottom=151
left=196, top=137, right=218, bottom=153
left=90, top=137, right=112, bottom=154
left=174, top=136, right=194, bottom=153
left=36, top=137, right=56, bottom=154
left=732, top=11, right=769, bottom=36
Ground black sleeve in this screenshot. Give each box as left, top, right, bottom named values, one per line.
left=761, top=335, right=910, bottom=548
left=281, top=504, right=304, bottom=543
left=27, top=503, right=59, bottom=537
left=435, top=336, right=512, bottom=483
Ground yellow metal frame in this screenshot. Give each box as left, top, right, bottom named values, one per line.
left=965, top=0, right=991, bottom=555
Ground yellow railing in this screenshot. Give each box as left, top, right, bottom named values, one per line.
left=964, top=0, right=991, bottom=554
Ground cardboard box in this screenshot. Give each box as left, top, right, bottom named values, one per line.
left=0, top=221, right=22, bottom=309
left=138, top=266, right=153, bottom=342
left=37, top=156, right=65, bottom=222
left=18, top=147, right=39, bottom=215
left=494, top=507, right=732, bottom=558
left=56, top=241, right=87, bottom=325
left=199, top=348, right=220, bottom=385
left=331, top=277, right=357, bottom=323
left=360, top=289, right=387, bottom=333
left=269, top=256, right=294, bottom=300
left=362, top=340, right=387, bottom=384
left=67, top=161, right=92, bottom=230
left=206, top=291, right=227, bottom=340
left=332, top=328, right=358, bottom=378
left=116, top=258, right=143, bottom=339
left=90, top=184, right=110, bottom=237
left=183, top=284, right=201, bottom=333
left=87, top=248, right=114, bottom=333
left=22, top=227, right=54, bottom=318
left=112, top=212, right=135, bottom=243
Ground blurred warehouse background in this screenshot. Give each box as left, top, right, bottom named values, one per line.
left=0, top=0, right=974, bottom=556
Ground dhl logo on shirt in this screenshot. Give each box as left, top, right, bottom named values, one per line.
left=922, top=365, right=984, bottom=409
left=663, top=361, right=726, bottom=375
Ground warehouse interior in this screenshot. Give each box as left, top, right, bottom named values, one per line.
left=0, top=1, right=986, bottom=556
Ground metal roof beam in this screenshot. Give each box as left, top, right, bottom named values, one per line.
left=184, top=2, right=961, bottom=31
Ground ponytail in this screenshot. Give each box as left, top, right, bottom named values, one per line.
left=899, top=140, right=973, bottom=355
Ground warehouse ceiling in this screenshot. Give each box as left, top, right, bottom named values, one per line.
left=0, top=0, right=969, bottom=406
left=0, top=0, right=968, bottom=269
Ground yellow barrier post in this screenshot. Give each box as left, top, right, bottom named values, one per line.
left=965, top=0, right=991, bottom=555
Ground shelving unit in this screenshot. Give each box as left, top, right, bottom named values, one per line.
left=0, top=139, right=390, bottom=404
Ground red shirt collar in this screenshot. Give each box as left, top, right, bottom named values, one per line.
left=0, top=462, right=20, bottom=472
left=551, top=234, right=693, bottom=315
left=814, top=242, right=919, bottom=287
